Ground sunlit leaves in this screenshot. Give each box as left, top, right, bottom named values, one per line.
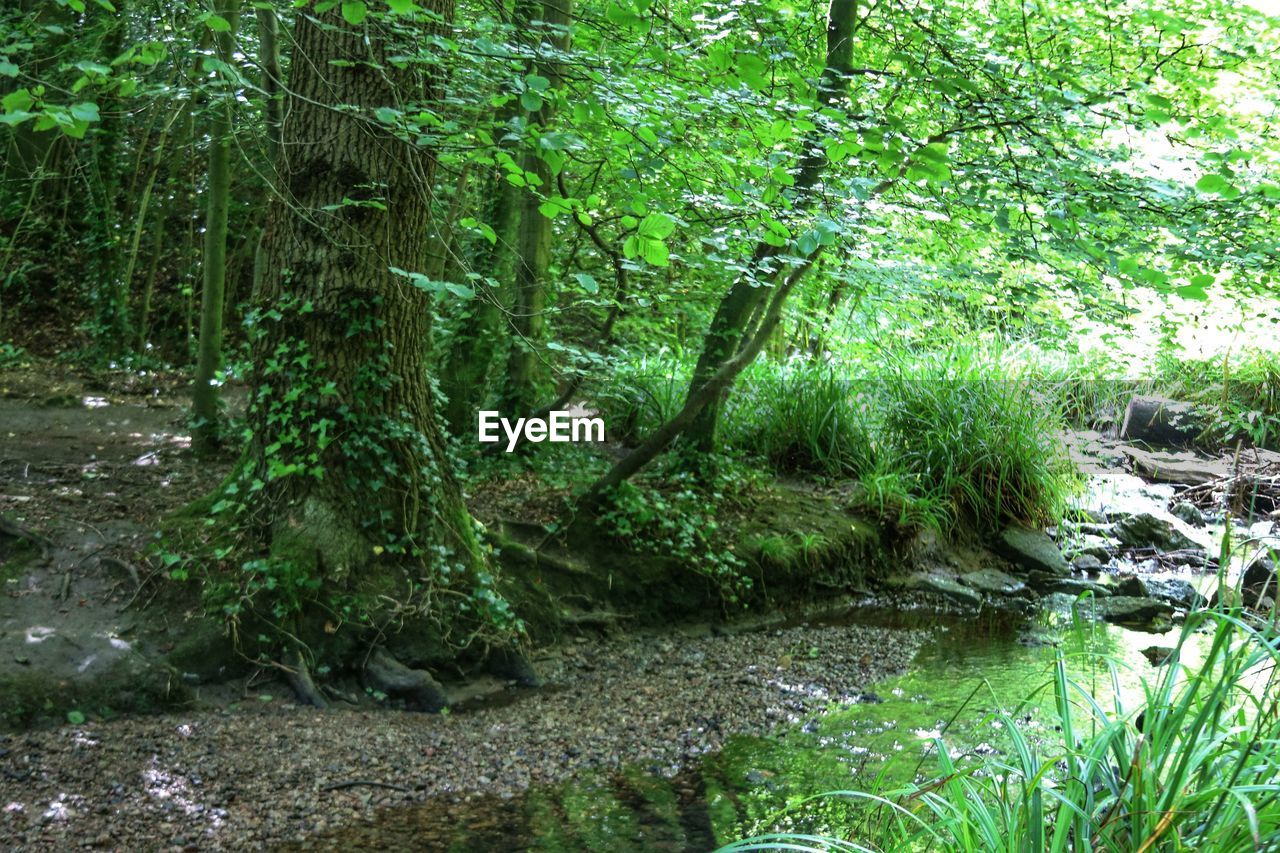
left=389, top=267, right=475, bottom=299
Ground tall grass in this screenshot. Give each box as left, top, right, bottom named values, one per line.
left=722, top=363, right=878, bottom=478
left=719, top=610, right=1280, bottom=852
left=719, top=347, right=1079, bottom=533
left=875, top=348, right=1079, bottom=532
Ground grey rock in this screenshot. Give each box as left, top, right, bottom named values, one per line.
left=905, top=572, right=982, bottom=605
left=1096, top=596, right=1175, bottom=630
left=1144, top=578, right=1201, bottom=609
left=996, top=526, right=1070, bottom=576
left=1170, top=501, right=1205, bottom=528
left=1048, top=578, right=1112, bottom=598
left=1114, top=575, right=1148, bottom=597
left=1242, top=551, right=1278, bottom=606
left=1112, top=512, right=1200, bottom=552
left=960, top=568, right=1026, bottom=596
left=1071, top=553, right=1104, bottom=573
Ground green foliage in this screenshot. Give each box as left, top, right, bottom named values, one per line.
left=875, top=349, right=1079, bottom=532
left=597, top=474, right=753, bottom=606
left=724, top=365, right=876, bottom=478
left=710, top=347, right=1079, bottom=535
left=0, top=342, right=29, bottom=369
left=724, top=613, right=1280, bottom=852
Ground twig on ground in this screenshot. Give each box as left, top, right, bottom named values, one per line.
left=320, top=780, right=413, bottom=793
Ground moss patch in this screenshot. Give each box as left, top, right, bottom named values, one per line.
left=0, top=656, right=191, bottom=732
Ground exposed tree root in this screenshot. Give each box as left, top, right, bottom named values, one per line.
left=0, top=516, right=53, bottom=557
left=283, top=648, right=329, bottom=709
left=363, top=646, right=448, bottom=712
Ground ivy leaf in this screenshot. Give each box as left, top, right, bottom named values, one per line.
left=341, top=1, right=368, bottom=25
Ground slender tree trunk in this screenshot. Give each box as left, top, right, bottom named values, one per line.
left=88, top=0, right=129, bottom=354
left=193, top=0, right=241, bottom=450
left=582, top=258, right=817, bottom=505
left=439, top=166, right=520, bottom=435
left=499, top=0, right=573, bottom=416
left=682, top=0, right=857, bottom=450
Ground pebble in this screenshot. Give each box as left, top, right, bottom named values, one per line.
left=0, top=622, right=923, bottom=850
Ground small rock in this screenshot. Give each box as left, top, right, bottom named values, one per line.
left=1114, top=575, right=1148, bottom=597
left=1141, top=646, right=1177, bottom=666
left=1047, top=578, right=1112, bottom=598
left=1071, top=554, right=1103, bottom=573
left=902, top=572, right=982, bottom=605
left=996, top=526, right=1070, bottom=576
left=1112, top=512, right=1200, bottom=552
left=1095, top=596, right=1175, bottom=631
left=959, top=568, right=1025, bottom=596
left=1144, top=578, right=1201, bottom=609
left=1170, top=501, right=1205, bottom=528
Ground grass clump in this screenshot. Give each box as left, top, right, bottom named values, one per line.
left=721, top=609, right=1280, bottom=852
left=723, top=364, right=877, bottom=478
left=717, top=347, right=1079, bottom=535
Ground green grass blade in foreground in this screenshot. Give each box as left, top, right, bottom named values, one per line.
left=726, top=611, right=1280, bottom=851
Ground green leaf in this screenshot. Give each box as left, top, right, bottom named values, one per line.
left=204, top=14, right=231, bottom=32
left=2, top=88, right=33, bottom=113
left=0, top=60, right=17, bottom=78
left=341, top=1, right=368, bottom=24
left=519, top=91, right=543, bottom=112
left=70, top=102, right=99, bottom=123
left=525, top=73, right=550, bottom=92
left=637, top=213, right=675, bottom=239
left=1194, top=174, right=1230, bottom=194
left=574, top=273, right=599, bottom=294
left=1189, top=273, right=1216, bottom=287
left=641, top=239, right=669, bottom=267
left=66, top=710, right=86, bottom=725
left=386, top=0, right=417, bottom=12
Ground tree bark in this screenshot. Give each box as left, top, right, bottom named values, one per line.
left=241, top=2, right=494, bottom=655
left=193, top=0, right=240, bottom=451
left=682, top=0, right=857, bottom=450
left=499, top=0, right=573, bottom=416
left=582, top=257, right=817, bottom=505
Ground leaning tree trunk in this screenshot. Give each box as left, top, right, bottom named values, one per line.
left=681, top=0, right=857, bottom=451
left=239, top=2, right=499, bottom=679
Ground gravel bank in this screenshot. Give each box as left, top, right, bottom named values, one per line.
left=0, top=621, right=925, bottom=850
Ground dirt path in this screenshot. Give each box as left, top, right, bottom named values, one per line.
left=0, top=367, right=927, bottom=850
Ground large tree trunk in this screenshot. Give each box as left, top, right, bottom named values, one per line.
left=682, top=0, right=857, bottom=450
left=239, top=2, right=499, bottom=675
